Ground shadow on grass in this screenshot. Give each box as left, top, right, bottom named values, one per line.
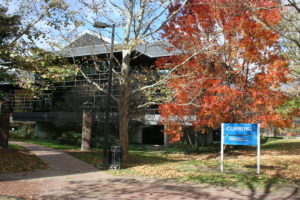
left=130, top=143, right=222, bottom=155
left=229, top=174, right=299, bottom=200
left=67, top=149, right=182, bottom=170
left=5, top=142, right=299, bottom=199
left=261, top=140, right=300, bottom=153
left=244, top=164, right=287, bottom=171
left=125, top=152, right=181, bottom=168
left=185, top=172, right=299, bottom=199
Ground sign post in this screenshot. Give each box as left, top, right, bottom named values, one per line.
left=257, top=124, right=260, bottom=174
left=221, top=123, right=260, bottom=174
left=221, top=123, right=224, bottom=172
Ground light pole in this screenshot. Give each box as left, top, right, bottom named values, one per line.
left=93, top=21, right=115, bottom=165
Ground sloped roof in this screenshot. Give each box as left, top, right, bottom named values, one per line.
left=0, top=61, right=12, bottom=85
left=61, top=44, right=122, bottom=57
left=0, top=59, right=11, bottom=66
left=136, top=41, right=180, bottom=58
left=60, top=29, right=180, bottom=58
left=65, top=30, right=110, bottom=49
left=61, top=41, right=181, bottom=58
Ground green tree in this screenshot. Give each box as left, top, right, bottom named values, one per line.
left=0, top=6, right=21, bottom=84
left=0, top=7, right=21, bottom=148
left=0, top=0, right=73, bottom=148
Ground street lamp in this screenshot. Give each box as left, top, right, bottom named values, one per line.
left=93, top=21, right=115, bottom=165
left=93, top=21, right=114, bottom=29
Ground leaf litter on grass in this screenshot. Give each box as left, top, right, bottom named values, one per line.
left=0, top=148, right=47, bottom=174
left=125, top=144, right=298, bottom=188
left=62, top=140, right=300, bottom=189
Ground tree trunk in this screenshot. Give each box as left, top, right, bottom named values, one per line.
left=0, top=104, right=10, bottom=149
left=119, top=49, right=131, bottom=162
left=81, top=108, right=93, bottom=151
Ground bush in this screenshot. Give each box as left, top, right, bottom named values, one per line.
left=91, top=135, right=119, bottom=149
left=10, top=125, right=35, bottom=139
left=261, top=136, right=284, bottom=144
left=56, top=131, right=81, bottom=146
left=45, top=131, right=62, bottom=141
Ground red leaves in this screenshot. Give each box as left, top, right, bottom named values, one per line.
left=157, top=0, right=293, bottom=142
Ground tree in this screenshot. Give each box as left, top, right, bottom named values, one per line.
left=0, top=7, right=22, bottom=149
left=245, top=0, right=300, bottom=126
left=0, top=6, right=21, bottom=85
left=156, top=0, right=295, bottom=144
left=64, top=0, right=188, bottom=161
left=0, top=1, right=73, bottom=148
left=245, top=0, right=299, bottom=58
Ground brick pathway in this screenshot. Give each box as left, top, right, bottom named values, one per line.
left=0, top=142, right=299, bottom=200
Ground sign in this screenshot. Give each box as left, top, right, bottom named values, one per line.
left=221, top=123, right=260, bottom=174
left=224, top=135, right=257, bottom=146
left=223, top=123, right=258, bottom=146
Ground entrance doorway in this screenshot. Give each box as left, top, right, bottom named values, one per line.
left=142, top=125, right=164, bottom=145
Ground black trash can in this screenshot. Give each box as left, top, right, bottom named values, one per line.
left=107, top=146, right=122, bottom=169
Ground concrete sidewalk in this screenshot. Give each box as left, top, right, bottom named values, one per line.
left=0, top=141, right=299, bottom=200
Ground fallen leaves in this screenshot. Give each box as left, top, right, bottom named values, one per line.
left=66, top=150, right=103, bottom=169
left=120, top=141, right=300, bottom=188
left=0, top=148, right=47, bottom=174
left=63, top=140, right=300, bottom=189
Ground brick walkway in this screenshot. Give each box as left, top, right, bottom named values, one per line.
left=0, top=142, right=299, bottom=200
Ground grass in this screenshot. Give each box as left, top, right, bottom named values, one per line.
left=67, top=151, right=103, bottom=169
left=16, top=138, right=300, bottom=190
left=262, top=139, right=300, bottom=151
left=8, top=143, right=25, bottom=149
left=107, top=139, right=300, bottom=189
left=16, top=139, right=80, bottom=150
left=0, top=144, right=47, bottom=174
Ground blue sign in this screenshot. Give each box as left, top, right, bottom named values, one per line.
left=224, top=135, right=257, bottom=145
left=221, top=123, right=261, bottom=174
left=223, top=123, right=258, bottom=146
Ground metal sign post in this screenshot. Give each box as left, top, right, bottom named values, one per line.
left=221, top=123, right=260, bottom=174
left=221, top=123, right=224, bottom=172
left=257, top=124, right=260, bottom=174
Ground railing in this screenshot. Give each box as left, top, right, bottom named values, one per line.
left=9, top=70, right=160, bottom=114
left=10, top=94, right=160, bottom=114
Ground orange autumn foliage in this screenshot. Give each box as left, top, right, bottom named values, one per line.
left=157, top=0, right=293, bottom=143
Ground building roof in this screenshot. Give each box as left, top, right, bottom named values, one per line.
left=136, top=41, right=180, bottom=58
left=65, top=30, right=111, bottom=49
left=60, top=29, right=180, bottom=58
left=0, top=59, right=11, bottom=66
left=0, top=64, right=34, bottom=86
left=60, top=41, right=181, bottom=58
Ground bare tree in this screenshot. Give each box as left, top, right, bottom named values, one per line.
left=62, top=0, right=189, bottom=161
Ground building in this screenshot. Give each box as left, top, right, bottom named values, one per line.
left=3, top=30, right=214, bottom=146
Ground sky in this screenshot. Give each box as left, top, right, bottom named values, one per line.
left=1, top=0, right=170, bottom=50
left=1, top=0, right=120, bottom=49
left=4, top=0, right=298, bottom=51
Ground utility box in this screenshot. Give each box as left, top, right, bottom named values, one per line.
left=107, top=146, right=122, bottom=169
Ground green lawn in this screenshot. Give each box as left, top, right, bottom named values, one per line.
left=108, top=139, right=300, bottom=189
left=16, top=138, right=300, bottom=190
left=8, top=143, right=25, bottom=149
left=16, top=139, right=80, bottom=150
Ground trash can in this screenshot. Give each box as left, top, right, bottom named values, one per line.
left=107, top=146, right=122, bottom=169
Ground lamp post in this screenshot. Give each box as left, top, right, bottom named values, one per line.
left=93, top=21, right=115, bottom=165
